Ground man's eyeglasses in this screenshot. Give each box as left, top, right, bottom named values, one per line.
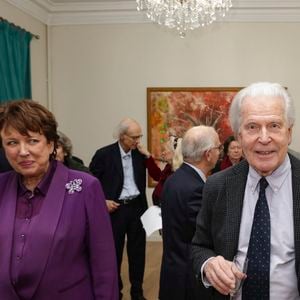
left=125, top=134, right=143, bottom=141
left=211, top=144, right=224, bottom=152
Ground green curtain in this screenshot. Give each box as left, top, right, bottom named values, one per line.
left=0, top=19, right=32, bottom=103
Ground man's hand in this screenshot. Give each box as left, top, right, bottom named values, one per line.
left=106, top=200, right=120, bottom=213
left=204, top=256, right=245, bottom=295
left=137, top=143, right=151, bottom=158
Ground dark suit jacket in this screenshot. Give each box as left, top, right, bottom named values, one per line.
left=0, top=162, right=118, bottom=300
left=0, top=148, right=12, bottom=172
left=159, top=163, right=208, bottom=300
left=89, top=142, right=161, bottom=211
left=191, top=154, right=300, bottom=299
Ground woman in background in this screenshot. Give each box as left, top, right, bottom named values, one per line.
left=0, top=146, right=12, bottom=172
left=212, top=135, right=243, bottom=173
left=152, top=136, right=183, bottom=207
left=0, top=100, right=118, bottom=300
left=56, top=130, right=90, bottom=173
left=220, top=135, right=243, bottom=170
left=0, top=106, right=12, bottom=172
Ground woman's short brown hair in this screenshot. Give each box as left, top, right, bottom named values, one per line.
left=0, top=100, right=59, bottom=158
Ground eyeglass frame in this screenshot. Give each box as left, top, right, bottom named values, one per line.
left=210, top=144, right=224, bottom=152
left=125, top=134, right=143, bottom=141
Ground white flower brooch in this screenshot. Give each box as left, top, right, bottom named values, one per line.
left=65, top=178, right=83, bottom=194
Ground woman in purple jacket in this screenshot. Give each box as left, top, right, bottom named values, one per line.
left=0, top=100, right=118, bottom=300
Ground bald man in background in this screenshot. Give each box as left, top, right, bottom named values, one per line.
left=159, top=125, right=221, bottom=300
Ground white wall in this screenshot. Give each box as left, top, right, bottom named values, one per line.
left=0, top=0, right=48, bottom=106
left=49, top=22, right=300, bottom=166
left=49, top=22, right=300, bottom=239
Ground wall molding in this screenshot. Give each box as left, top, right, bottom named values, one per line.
left=5, top=0, right=300, bottom=25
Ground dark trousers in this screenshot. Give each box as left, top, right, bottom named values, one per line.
left=110, top=198, right=146, bottom=299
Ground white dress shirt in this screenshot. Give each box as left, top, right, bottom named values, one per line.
left=202, top=155, right=300, bottom=299
left=235, top=155, right=299, bottom=299
left=118, top=143, right=140, bottom=200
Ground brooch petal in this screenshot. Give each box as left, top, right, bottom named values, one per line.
left=65, top=178, right=83, bottom=194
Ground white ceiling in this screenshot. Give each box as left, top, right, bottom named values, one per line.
left=50, top=0, right=124, bottom=2
left=50, top=0, right=125, bottom=2
left=5, top=0, right=300, bottom=25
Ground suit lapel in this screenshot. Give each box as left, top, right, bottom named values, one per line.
left=224, top=162, right=249, bottom=259
left=131, top=149, right=140, bottom=176
left=113, top=142, right=123, bottom=179
left=290, top=155, right=300, bottom=279
left=18, top=163, right=69, bottom=299
left=0, top=173, right=18, bottom=288
left=130, top=148, right=142, bottom=189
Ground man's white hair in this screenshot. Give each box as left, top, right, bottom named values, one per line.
left=229, top=82, right=295, bottom=135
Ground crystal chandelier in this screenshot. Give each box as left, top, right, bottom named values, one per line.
left=136, top=0, right=232, bottom=37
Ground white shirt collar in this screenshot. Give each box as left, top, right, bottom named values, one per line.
left=248, top=154, right=291, bottom=194
left=183, top=161, right=207, bottom=182
left=118, top=142, right=132, bottom=158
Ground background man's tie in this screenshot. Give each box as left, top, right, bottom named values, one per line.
left=242, top=177, right=270, bottom=300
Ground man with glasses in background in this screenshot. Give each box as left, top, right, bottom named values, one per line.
left=90, top=118, right=162, bottom=300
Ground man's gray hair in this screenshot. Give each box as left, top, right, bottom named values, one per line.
left=182, top=125, right=217, bottom=163
left=113, top=118, right=139, bottom=140
left=229, top=82, right=295, bottom=135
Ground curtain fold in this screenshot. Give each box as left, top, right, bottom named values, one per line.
left=0, top=19, right=32, bottom=103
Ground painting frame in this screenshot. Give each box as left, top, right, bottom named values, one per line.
left=147, top=87, right=242, bottom=187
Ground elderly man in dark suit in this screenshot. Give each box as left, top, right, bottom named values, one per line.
left=89, top=118, right=161, bottom=300
left=192, top=82, right=300, bottom=300
left=159, top=125, right=221, bottom=300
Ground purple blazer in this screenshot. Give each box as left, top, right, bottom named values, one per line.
left=0, top=162, right=118, bottom=300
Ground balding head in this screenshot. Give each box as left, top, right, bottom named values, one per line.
left=115, top=118, right=143, bottom=152
left=182, top=126, right=220, bottom=164
left=114, top=118, right=141, bottom=140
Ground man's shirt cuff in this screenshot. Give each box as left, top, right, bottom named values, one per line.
left=201, top=257, right=215, bottom=288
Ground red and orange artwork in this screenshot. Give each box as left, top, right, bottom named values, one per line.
left=147, top=87, right=241, bottom=185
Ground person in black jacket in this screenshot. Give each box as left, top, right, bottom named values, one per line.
left=0, top=147, right=12, bottom=172
left=159, top=125, right=221, bottom=300
left=0, top=103, right=12, bottom=173
left=89, top=118, right=162, bottom=300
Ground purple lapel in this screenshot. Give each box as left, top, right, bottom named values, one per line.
left=0, top=172, right=19, bottom=297
left=17, top=163, right=69, bottom=299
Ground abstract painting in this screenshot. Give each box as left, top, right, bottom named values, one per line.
left=147, top=87, right=241, bottom=186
